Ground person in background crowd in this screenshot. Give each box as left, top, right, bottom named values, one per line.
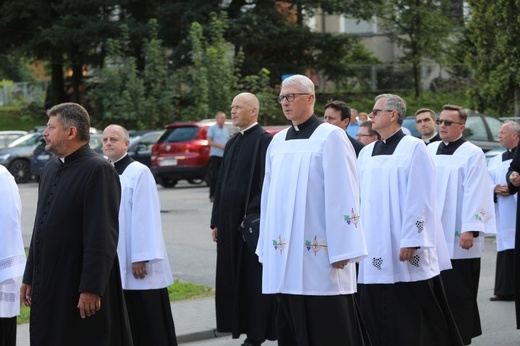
left=346, top=108, right=359, bottom=138
left=356, top=121, right=380, bottom=146
left=415, top=108, right=441, bottom=144
left=488, top=121, right=520, bottom=302
left=207, top=112, right=230, bottom=202
left=358, top=112, right=369, bottom=123
left=323, top=100, right=364, bottom=157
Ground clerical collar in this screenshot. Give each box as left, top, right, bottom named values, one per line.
left=62, top=144, right=90, bottom=163
left=381, top=128, right=403, bottom=144
left=423, top=133, right=438, bottom=144
left=239, top=122, right=258, bottom=135
left=286, top=115, right=322, bottom=140
left=436, top=136, right=466, bottom=155
left=110, top=153, right=128, bottom=165
left=113, top=154, right=134, bottom=175
left=503, top=146, right=517, bottom=161
left=372, top=129, right=405, bottom=156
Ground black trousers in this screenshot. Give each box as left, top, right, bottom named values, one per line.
left=494, top=249, right=515, bottom=297
left=208, top=156, right=223, bottom=198
left=441, top=258, right=482, bottom=345
left=0, top=317, right=16, bottom=346
left=276, top=294, right=371, bottom=346
left=124, top=288, right=177, bottom=346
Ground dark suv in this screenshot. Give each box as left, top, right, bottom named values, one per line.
left=151, top=120, right=237, bottom=188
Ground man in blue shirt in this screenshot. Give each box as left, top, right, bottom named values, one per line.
left=207, top=112, right=229, bottom=202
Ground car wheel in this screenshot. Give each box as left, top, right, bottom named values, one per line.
left=9, top=159, right=31, bottom=184
left=160, top=178, right=178, bottom=188
left=187, top=179, right=203, bottom=185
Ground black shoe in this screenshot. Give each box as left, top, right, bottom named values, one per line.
left=241, top=339, right=262, bottom=346
left=490, top=295, right=515, bottom=301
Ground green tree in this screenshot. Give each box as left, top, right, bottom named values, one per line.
left=0, top=0, right=117, bottom=106
left=375, top=0, right=457, bottom=97
left=88, top=22, right=174, bottom=129
left=466, top=0, right=520, bottom=116
left=181, top=13, right=238, bottom=120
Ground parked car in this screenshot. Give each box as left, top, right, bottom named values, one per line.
left=263, top=125, right=290, bottom=135
left=402, top=113, right=502, bottom=152
left=0, top=132, right=43, bottom=183
left=151, top=120, right=237, bottom=188
left=127, top=130, right=164, bottom=167
left=0, top=131, right=27, bottom=149
left=31, top=134, right=106, bottom=182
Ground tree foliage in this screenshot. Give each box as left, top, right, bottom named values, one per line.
left=88, top=21, right=174, bottom=130
left=375, top=0, right=457, bottom=97
left=466, top=0, right=520, bottom=116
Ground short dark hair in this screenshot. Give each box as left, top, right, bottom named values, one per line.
left=442, top=104, right=467, bottom=123
left=47, top=103, right=91, bottom=142
left=359, top=121, right=381, bottom=139
left=324, top=100, right=351, bottom=121
left=414, top=108, right=436, bottom=121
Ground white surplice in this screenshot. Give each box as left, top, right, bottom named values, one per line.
left=357, top=135, right=451, bottom=285
left=427, top=141, right=496, bottom=259
left=0, top=165, right=26, bottom=317
left=258, top=123, right=367, bottom=295
left=118, top=161, right=173, bottom=289
left=488, top=154, right=516, bottom=251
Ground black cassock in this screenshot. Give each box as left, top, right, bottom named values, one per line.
left=23, top=144, right=133, bottom=346
left=507, top=147, right=520, bottom=329
left=210, top=124, right=277, bottom=342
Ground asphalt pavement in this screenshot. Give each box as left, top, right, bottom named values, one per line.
left=15, top=182, right=520, bottom=345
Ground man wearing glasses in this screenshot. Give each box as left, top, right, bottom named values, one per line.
left=356, top=121, right=380, bottom=145
left=357, top=94, right=461, bottom=345
left=257, top=74, right=370, bottom=345
left=427, top=104, right=496, bottom=345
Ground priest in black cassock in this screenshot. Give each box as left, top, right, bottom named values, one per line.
left=210, top=93, right=276, bottom=346
left=506, top=126, right=520, bottom=329
left=21, top=103, right=133, bottom=346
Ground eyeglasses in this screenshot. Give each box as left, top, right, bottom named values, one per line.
left=436, top=119, right=463, bottom=126
left=277, top=93, right=310, bottom=104
left=356, top=134, right=373, bottom=137
left=370, top=109, right=394, bottom=116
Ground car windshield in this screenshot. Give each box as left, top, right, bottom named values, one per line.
left=8, top=133, right=42, bottom=147
left=163, top=127, right=199, bottom=142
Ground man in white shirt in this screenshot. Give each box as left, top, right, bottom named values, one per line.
left=207, top=112, right=229, bottom=202
left=103, top=124, right=177, bottom=346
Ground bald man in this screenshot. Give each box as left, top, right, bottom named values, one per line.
left=210, top=93, right=276, bottom=346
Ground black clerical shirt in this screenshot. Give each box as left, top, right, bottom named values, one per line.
left=285, top=114, right=322, bottom=140
left=372, top=129, right=406, bottom=156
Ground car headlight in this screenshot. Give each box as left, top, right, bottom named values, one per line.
left=0, top=153, right=10, bottom=162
